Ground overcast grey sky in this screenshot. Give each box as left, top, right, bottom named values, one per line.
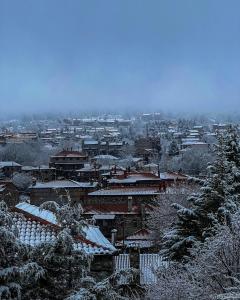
left=0, top=0, right=240, bottom=115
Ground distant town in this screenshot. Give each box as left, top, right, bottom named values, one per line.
left=1, top=112, right=238, bottom=298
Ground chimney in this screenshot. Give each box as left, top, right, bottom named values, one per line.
left=111, top=229, right=117, bottom=245
left=128, top=196, right=133, bottom=212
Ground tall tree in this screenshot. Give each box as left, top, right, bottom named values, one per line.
left=161, top=128, right=240, bottom=260
left=26, top=229, right=89, bottom=300
left=24, top=200, right=90, bottom=299
left=148, top=210, right=240, bottom=300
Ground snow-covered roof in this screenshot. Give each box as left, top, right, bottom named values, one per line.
left=109, top=142, right=123, bottom=146
left=16, top=202, right=57, bottom=224
left=0, top=161, right=22, bottom=167
left=108, top=174, right=161, bottom=184
left=83, top=203, right=146, bottom=215
left=143, top=163, right=158, bottom=168
left=30, top=180, right=97, bottom=189
left=125, top=228, right=154, bottom=241
left=160, top=172, right=187, bottom=180
left=88, top=187, right=161, bottom=196
left=52, top=150, right=87, bottom=158
left=83, top=140, right=98, bottom=145
left=22, top=165, right=55, bottom=171
left=182, top=141, right=208, bottom=146
left=84, top=225, right=116, bottom=252
left=14, top=202, right=116, bottom=255
left=181, top=138, right=200, bottom=143
left=77, top=166, right=95, bottom=172
left=93, top=214, right=116, bottom=220
left=93, top=155, right=118, bottom=160
left=116, top=229, right=155, bottom=248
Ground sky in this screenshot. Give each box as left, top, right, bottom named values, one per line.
left=0, top=0, right=240, bottom=115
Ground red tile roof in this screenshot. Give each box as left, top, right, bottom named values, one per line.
left=12, top=205, right=116, bottom=255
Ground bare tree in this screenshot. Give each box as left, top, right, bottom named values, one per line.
left=147, top=210, right=240, bottom=300
left=147, top=183, right=198, bottom=244
left=168, top=148, right=214, bottom=175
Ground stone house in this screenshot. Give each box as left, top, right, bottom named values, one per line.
left=49, top=150, right=88, bottom=179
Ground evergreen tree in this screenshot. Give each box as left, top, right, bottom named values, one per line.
left=161, top=128, right=240, bottom=261
left=67, top=269, right=144, bottom=300
left=0, top=201, right=44, bottom=300
left=26, top=229, right=89, bottom=300
left=222, top=125, right=240, bottom=213
left=168, top=140, right=179, bottom=156
left=24, top=200, right=90, bottom=299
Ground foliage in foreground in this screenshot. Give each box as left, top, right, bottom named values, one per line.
left=148, top=210, right=240, bottom=299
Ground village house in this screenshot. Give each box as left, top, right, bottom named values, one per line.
left=77, top=162, right=125, bottom=182
left=134, top=137, right=161, bottom=162
left=107, top=171, right=162, bottom=188
left=83, top=201, right=154, bottom=241
left=82, top=140, right=100, bottom=156
left=29, top=180, right=98, bottom=205
left=159, top=171, right=188, bottom=184
left=115, top=228, right=156, bottom=251
left=49, top=150, right=88, bottom=178
left=82, top=140, right=124, bottom=157
left=180, top=141, right=209, bottom=151
left=83, top=173, right=188, bottom=241
left=0, top=161, right=22, bottom=178
left=21, top=165, right=56, bottom=181
left=77, top=164, right=100, bottom=182
left=13, top=202, right=117, bottom=279
left=82, top=186, right=161, bottom=239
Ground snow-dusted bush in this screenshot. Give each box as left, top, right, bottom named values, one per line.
left=12, top=172, right=32, bottom=191
left=67, top=268, right=144, bottom=300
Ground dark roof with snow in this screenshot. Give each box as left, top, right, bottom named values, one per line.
left=52, top=150, right=87, bottom=158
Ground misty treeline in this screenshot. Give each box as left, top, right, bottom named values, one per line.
left=0, top=141, right=53, bottom=166
left=0, top=139, right=79, bottom=167
left=159, top=147, right=214, bottom=176
left=147, top=125, right=240, bottom=299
